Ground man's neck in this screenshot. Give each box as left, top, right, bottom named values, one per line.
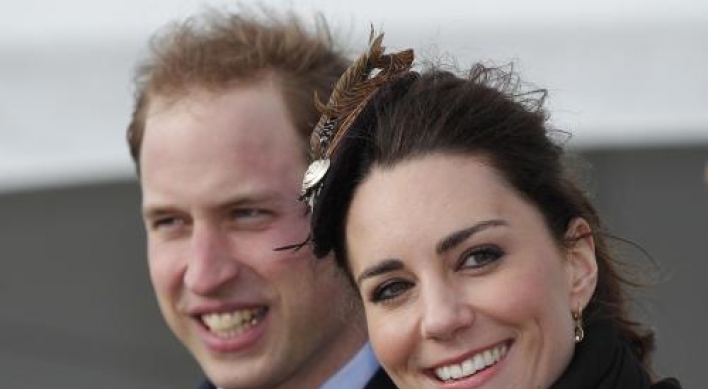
left=219, top=314, right=369, bottom=389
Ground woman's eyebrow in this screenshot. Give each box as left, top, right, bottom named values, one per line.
left=356, top=259, right=403, bottom=286
left=435, top=219, right=507, bottom=255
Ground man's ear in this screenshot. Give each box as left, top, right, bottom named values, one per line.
left=564, top=217, right=598, bottom=310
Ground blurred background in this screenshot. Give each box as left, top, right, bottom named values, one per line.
left=1, top=0, right=706, bottom=387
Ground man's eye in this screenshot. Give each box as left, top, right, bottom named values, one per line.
left=150, top=216, right=185, bottom=232
left=232, top=209, right=268, bottom=219
left=370, top=280, right=413, bottom=304
left=458, top=245, right=503, bottom=269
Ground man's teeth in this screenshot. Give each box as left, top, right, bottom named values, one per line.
left=434, top=343, right=508, bottom=382
left=202, top=308, right=264, bottom=338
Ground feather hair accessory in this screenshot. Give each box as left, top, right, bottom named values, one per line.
left=300, top=30, right=414, bottom=208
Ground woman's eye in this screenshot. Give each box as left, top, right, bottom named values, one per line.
left=458, top=245, right=503, bottom=269
left=370, top=280, right=413, bottom=303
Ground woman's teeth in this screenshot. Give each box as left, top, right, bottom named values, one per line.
left=434, top=343, right=508, bottom=382
left=201, top=308, right=265, bottom=338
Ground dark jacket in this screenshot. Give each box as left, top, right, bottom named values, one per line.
left=550, top=320, right=681, bottom=389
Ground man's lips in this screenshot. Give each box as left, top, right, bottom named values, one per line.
left=196, top=307, right=268, bottom=338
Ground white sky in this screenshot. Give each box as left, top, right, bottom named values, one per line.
left=1, top=0, right=707, bottom=192
left=2, top=0, right=707, bottom=42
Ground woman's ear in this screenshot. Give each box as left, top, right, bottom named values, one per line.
left=564, top=217, right=598, bottom=309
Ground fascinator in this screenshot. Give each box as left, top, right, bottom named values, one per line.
left=300, top=31, right=414, bottom=208
left=274, top=30, right=413, bottom=253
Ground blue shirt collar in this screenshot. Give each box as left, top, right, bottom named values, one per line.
left=319, top=342, right=380, bottom=389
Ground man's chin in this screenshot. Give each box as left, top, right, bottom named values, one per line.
left=200, top=359, right=276, bottom=389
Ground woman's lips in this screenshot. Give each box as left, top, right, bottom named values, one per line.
left=431, top=341, right=510, bottom=382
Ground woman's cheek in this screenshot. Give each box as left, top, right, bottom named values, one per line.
left=367, top=306, right=417, bottom=379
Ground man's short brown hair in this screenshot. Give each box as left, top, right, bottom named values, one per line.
left=126, top=7, right=350, bottom=172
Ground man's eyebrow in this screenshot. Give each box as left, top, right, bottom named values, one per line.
left=141, top=190, right=287, bottom=218
left=435, top=219, right=507, bottom=255
left=219, top=189, right=284, bottom=206
left=215, top=193, right=281, bottom=211
left=356, top=259, right=404, bottom=286
left=142, top=204, right=175, bottom=220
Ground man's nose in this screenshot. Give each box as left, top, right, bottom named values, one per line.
left=183, top=223, right=239, bottom=295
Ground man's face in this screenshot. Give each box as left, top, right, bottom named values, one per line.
left=139, top=80, right=363, bottom=389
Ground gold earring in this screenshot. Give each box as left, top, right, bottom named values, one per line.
left=572, top=308, right=584, bottom=343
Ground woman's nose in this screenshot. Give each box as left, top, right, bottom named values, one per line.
left=420, top=280, right=475, bottom=341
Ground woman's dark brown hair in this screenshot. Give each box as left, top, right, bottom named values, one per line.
left=310, top=64, right=655, bottom=368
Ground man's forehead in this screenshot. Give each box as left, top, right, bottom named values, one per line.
left=147, top=75, right=283, bottom=113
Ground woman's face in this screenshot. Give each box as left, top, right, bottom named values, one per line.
left=345, top=154, right=597, bottom=389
